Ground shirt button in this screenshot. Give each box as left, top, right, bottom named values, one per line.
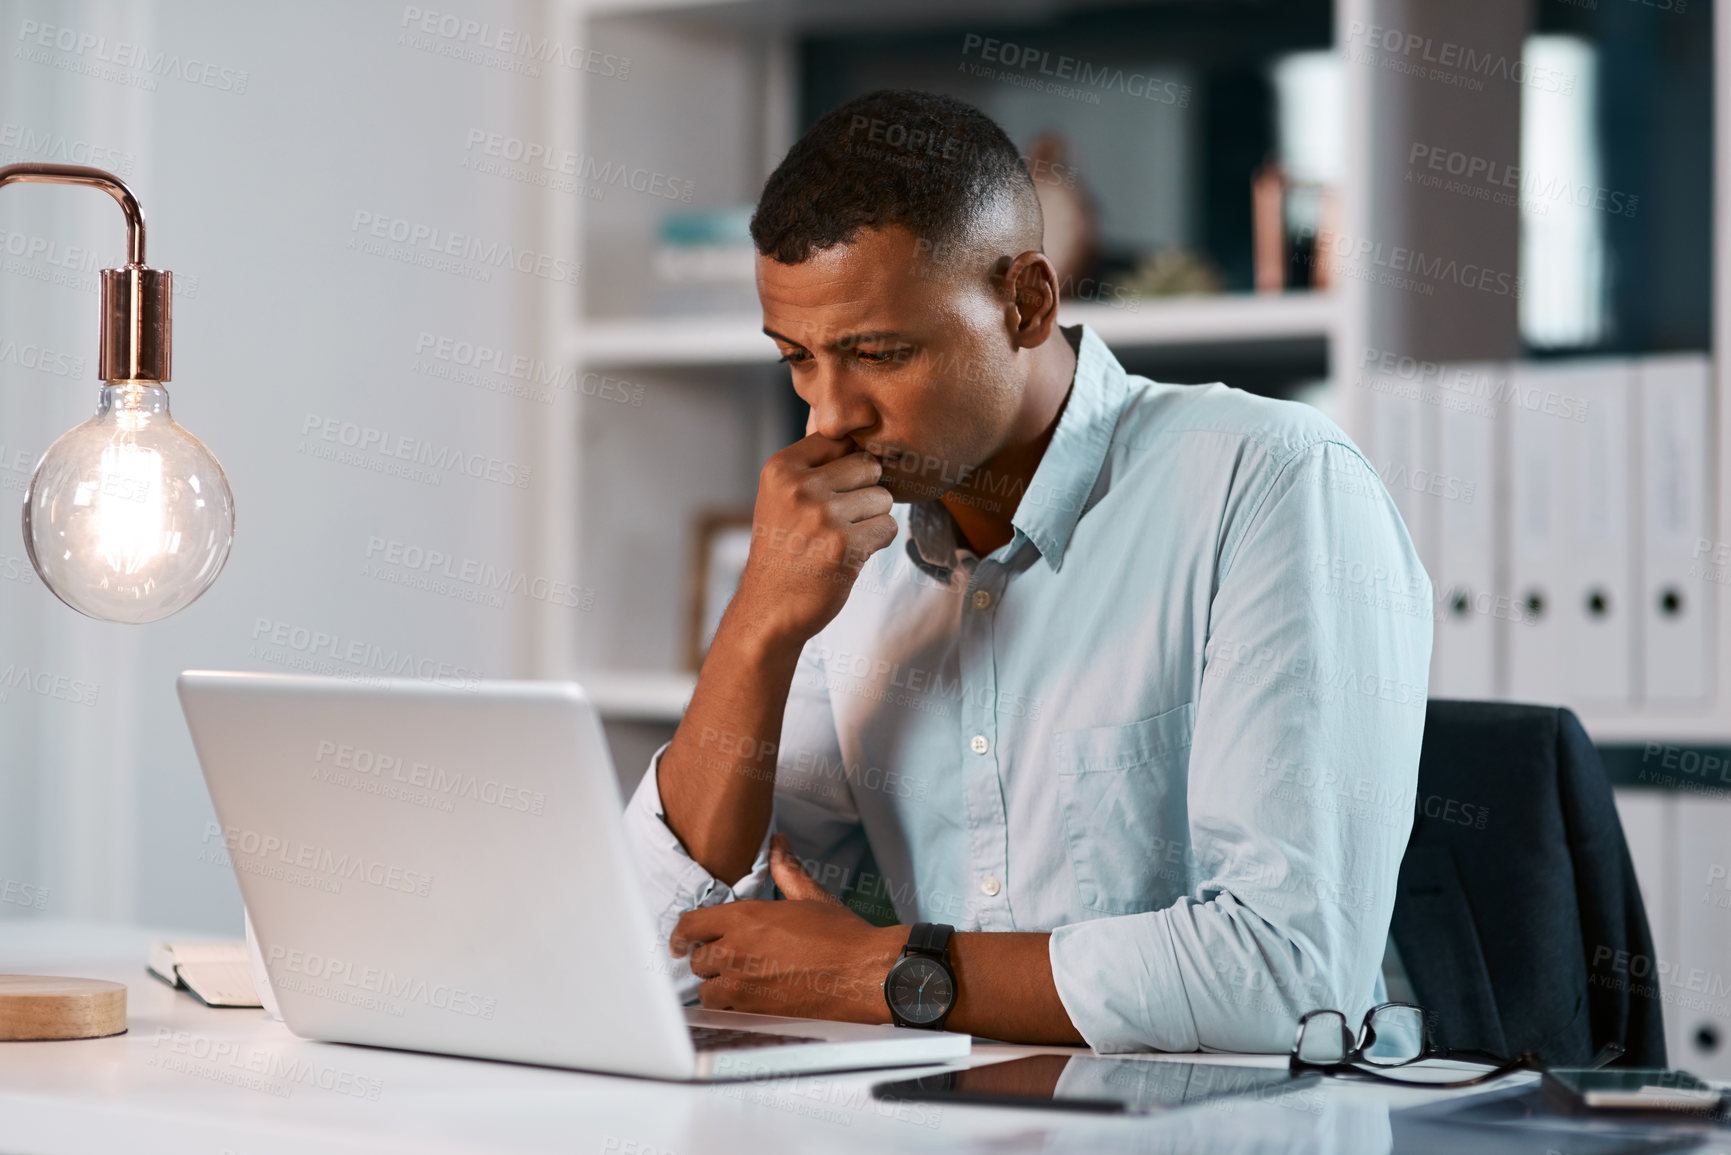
left=970, top=734, right=990, bottom=755
left=971, top=590, right=992, bottom=610
left=980, top=876, right=1002, bottom=897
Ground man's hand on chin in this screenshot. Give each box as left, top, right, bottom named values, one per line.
left=669, top=835, right=904, bottom=1024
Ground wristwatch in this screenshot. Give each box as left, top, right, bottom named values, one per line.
left=883, top=922, right=957, bottom=1029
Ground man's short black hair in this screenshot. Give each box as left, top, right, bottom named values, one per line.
left=750, top=89, right=1040, bottom=266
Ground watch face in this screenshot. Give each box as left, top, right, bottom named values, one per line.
left=887, top=955, right=954, bottom=1026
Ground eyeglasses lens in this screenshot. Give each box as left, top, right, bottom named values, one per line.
left=1361, top=1004, right=1426, bottom=1067
left=1296, top=1011, right=1350, bottom=1065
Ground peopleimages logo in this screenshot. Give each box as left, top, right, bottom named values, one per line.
left=1407, top=142, right=1639, bottom=219
left=0, top=225, right=202, bottom=300
left=398, top=7, right=630, bottom=79
left=268, top=945, right=498, bottom=1019
left=1359, top=346, right=1588, bottom=422
left=0, top=337, right=83, bottom=378
left=15, top=19, right=250, bottom=93
left=412, top=332, right=643, bottom=407
left=1, top=878, right=49, bottom=911
left=959, top=33, right=1191, bottom=107
left=462, top=130, right=692, bottom=202
left=248, top=617, right=484, bottom=690
left=0, top=443, right=31, bottom=495
left=313, top=739, right=547, bottom=814
left=204, top=822, right=435, bottom=898
left=0, top=121, right=136, bottom=176
left=0, top=663, right=99, bottom=707
left=299, top=412, right=534, bottom=489
left=349, top=210, right=580, bottom=285
left=148, top=1028, right=384, bottom=1102
left=1302, top=229, right=1521, bottom=299
left=1344, top=20, right=1574, bottom=95
left=0, top=225, right=110, bottom=275
left=363, top=536, right=594, bottom=611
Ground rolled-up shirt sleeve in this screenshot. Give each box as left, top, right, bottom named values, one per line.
left=1048, top=439, right=1432, bottom=1053
left=622, top=639, right=869, bottom=1002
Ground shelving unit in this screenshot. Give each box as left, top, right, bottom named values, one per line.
left=569, top=291, right=1335, bottom=369
left=554, top=0, right=1727, bottom=747
left=1061, top=292, right=1338, bottom=351
left=556, top=0, right=1356, bottom=719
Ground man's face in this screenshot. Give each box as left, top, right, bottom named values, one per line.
left=757, top=225, right=1028, bottom=504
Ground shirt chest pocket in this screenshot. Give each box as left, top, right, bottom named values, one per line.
left=1053, top=702, right=1196, bottom=915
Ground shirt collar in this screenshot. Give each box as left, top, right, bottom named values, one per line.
left=904, top=324, right=1128, bottom=579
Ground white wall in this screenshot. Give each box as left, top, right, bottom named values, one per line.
left=0, top=0, right=574, bottom=933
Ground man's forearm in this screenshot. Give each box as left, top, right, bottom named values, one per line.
left=673, top=866, right=1090, bottom=1045
left=947, top=932, right=1085, bottom=1045
left=656, top=433, right=896, bottom=886
left=656, top=610, right=804, bottom=885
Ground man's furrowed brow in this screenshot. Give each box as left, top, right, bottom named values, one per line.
left=763, top=327, right=912, bottom=351
left=824, top=330, right=912, bottom=350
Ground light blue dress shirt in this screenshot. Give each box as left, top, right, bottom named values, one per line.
left=623, top=324, right=1433, bottom=1053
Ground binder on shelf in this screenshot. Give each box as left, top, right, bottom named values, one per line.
left=1360, top=371, right=1442, bottom=698
left=1429, top=363, right=1502, bottom=699
left=1362, top=368, right=1437, bottom=586
left=1611, top=789, right=1677, bottom=1069
left=1610, top=789, right=1674, bottom=971
left=1505, top=361, right=1572, bottom=706
left=1557, top=359, right=1636, bottom=710
left=1673, top=797, right=1731, bottom=1082
left=1639, top=354, right=1713, bottom=707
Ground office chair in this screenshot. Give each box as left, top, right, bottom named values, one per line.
left=1388, top=699, right=1667, bottom=1068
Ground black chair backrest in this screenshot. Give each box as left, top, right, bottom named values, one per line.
left=1390, top=699, right=1666, bottom=1067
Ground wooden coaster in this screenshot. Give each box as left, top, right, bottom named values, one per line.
left=0, top=975, right=127, bottom=1040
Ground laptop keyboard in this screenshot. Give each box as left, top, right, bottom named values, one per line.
left=689, top=1025, right=824, bottom=1052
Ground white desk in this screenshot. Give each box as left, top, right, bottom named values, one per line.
left=0, top=921, right=1712, bottom=1155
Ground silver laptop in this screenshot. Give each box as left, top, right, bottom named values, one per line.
left=176, top=671, right=970, bottom=1080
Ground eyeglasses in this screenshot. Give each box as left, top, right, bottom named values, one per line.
left=1290, top=1002, right=1615, bottom=1089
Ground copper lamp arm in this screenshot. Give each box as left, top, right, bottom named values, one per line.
left=0, top=163, right=170, bottom=381
left=0, top=163, right=147, bottom=266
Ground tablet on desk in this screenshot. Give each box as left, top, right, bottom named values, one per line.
left=873, top=1054, right=1320, bottom=1114
left=1542, top=1067, right=1727, bottom=1115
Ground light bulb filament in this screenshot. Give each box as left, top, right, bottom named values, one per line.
left=93, top=442, right=166, bottom=575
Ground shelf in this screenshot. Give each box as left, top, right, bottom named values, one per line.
left=581, top=669, right=695, bottom=722
left=578, top=0, right=1128, bottom=27
left=570, top=292, right=1336, bottom=370
left=580, top=0, right=747, bottom=16
left=1573, top=711, right=1731, bottom=748
left=1062, top=292, right=1336, bottom=350
left=572, top=314, right=779, bottom=369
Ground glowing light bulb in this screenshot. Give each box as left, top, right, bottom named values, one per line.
left=2, top=162, right=235, bottom=622
left=23, top=381, right=233, bottom=623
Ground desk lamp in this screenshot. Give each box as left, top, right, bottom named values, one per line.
left=0, top=162, right=235, bottom=1040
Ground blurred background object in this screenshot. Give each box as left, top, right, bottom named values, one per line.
left=1024, top=131, right=1098, bottom=295
left=685, top=508, right=753, bottom=671
left=1248, top=159, right=1336, bottom=294
left=650, top=206, right=758, bottom=315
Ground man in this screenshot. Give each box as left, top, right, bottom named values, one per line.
left=623, top=89, right=1431, bottom=1053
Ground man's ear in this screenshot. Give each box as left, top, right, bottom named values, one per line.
left=1000, top=250, right=1060, bottom=349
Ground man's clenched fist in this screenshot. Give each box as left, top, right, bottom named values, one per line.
left=724, top=434, right=897, bottom=648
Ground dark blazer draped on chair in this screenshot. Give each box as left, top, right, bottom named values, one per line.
left=1390, top=699, right=1666, bottom=1067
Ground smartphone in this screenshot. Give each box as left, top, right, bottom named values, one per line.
left=873, top=1054, right=1320, bottom=1115
left=1541, top=1067, right=1726, bottom=1115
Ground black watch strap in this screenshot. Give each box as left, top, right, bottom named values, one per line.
left=904, top=922, right=954, bottom=958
